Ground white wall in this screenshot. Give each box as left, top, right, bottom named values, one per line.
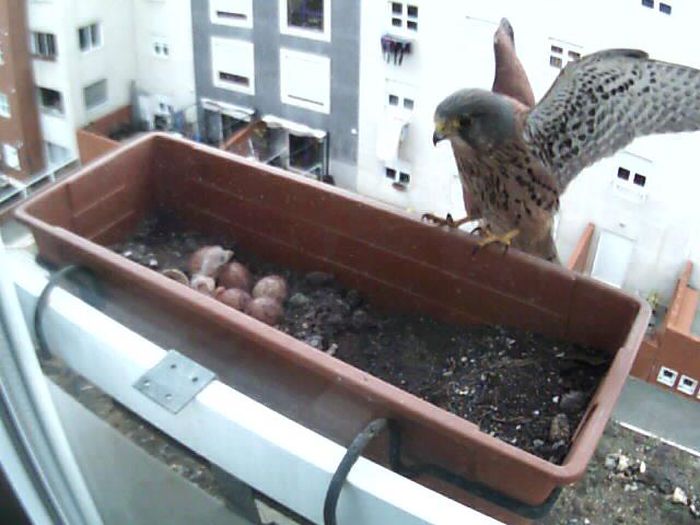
left=27, top=0, right=196, bottom=156
left=132, top=0, right=196, bottom=112
left=67, top=0, right=137, bottom=128
left=357, top=0, right=700, bottom=304
left=27, top=0, right=137, bottom=155
left=28, top=0, right=79, bottom=153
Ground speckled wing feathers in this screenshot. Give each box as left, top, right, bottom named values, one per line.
left=525, top=49, right=700, bottom=192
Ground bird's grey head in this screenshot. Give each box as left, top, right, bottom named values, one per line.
left=433, top=89, right=517, bottom=151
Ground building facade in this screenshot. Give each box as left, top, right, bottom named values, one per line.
left=191, top=0, right=361, bottom=188
left=356, top=0, right=700, bottom=306
left=18, top=0, right=196, bottom=169
left=0, top=0, right=44, bottom=179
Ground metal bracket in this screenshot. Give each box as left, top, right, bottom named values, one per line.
left=133, top=350, right=216, bottom=414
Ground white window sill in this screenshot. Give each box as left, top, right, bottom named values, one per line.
left=280, top=25, right=331, bottom=42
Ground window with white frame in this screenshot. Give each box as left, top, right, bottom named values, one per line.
left=280, top=49, right=330, bottom=113
left=280, top=0, right=330, bottom=41
left=612, top=151, right=652, bottom=203
left=38, top=87, right=64, bottom=116
left=211, top=37, right=255, bottom=95
left=616, top=167, right=647, bottom=188
left=78, top=23, right=101, bottom=52
left=31, top=32, right=58, bottom=59
left=677, top=375, right=698, bottom=396
left=83, top=79, right=108, bottom=110
left=210, top=0, right=253, bottom=28
left=385, top=166, right=411, bottom=184
left=152, top=37, right=170, bottom=58
left=548, top=39, right=582, bottom=69
left=0, top=92, right=9, bottom=118
left=656, top=366, right=678, bottom=387
left=384, top=162, right=411, bottom=188
left=44, top=141, right=71, bottom=166
left=2, top=144, right=20, bottom=170
left=387, top=92, right=414, bottom=111
left=390, top=2, right=418, bottom=32
left=642, top=0, right=672, bottom=15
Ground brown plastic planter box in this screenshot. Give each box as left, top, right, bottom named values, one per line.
left=16, top=133, right=649, bottom=510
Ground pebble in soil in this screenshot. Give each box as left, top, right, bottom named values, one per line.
left=111, top=214, right=612, bottom=465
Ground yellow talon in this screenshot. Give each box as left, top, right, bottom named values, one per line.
left=472, top=228, right=520, bottom=255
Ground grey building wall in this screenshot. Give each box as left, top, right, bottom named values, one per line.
left=191, top=0, right=360, bottom=187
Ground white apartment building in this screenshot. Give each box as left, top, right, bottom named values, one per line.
left=26, top=0, right=195, bottom=164
left=357, top=0, right=700, bottom=305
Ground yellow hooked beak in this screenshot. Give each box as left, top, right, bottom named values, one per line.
left=432, top=118, right=457, bottom=145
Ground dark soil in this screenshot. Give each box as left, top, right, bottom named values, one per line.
left=110, top=213, right=612, bottom=465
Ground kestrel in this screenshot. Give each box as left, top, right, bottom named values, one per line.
left=424, top=18, right=535, bottom=238
left=432, top=42, right=700, bottom=263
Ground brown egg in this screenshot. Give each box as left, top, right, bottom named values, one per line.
left=218, top=262, right=253, bottom=291
left=245, top=297, right=283, bottom=326
left=217, top=288, right=252, bottom=311
left=190, top=274, right=216, bottom=295
left=188, top=246, right=234, bottom=277
left=252, top=275, right=288, bottom=303
left=161, top=268, right=189, bottom=285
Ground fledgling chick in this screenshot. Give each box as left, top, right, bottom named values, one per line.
left=190, top=274, right=216, bottom=295
left=188, top=246, right=234, bottom=277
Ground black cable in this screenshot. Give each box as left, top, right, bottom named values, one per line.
left=33, top=265, right=83, bottom=359
left=323, top=418, right=387, bottom=525
left=387, top=421, right=561, bottom=520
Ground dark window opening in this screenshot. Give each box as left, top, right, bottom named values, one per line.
left=568, top=51, right=581, bottom=60
left=388, top=94, right=399, bottom=105
left=551, top=45, right=563, bottom=54
left=38, top=87, right=64, bottom=115
left=403, top=98, right=414, bottom=110
left=216, top=11, right=247, bottom=20
left=399, top=172, right=410, bottom=184
left=287, top=0, right=325, bottom=32
left=659, top=2, right=671, bottom=14
left=32, top=32, right=57, bottom=59
left=617, top=167, right=630, bottom=180
left=385, top=167, right=396, bottom=179
left=392, top=2, right=402, bottom=14
left=641, top=0, right=654, bottom=7
left=549, top=56, right=563, bottom=68
left=633, top=173, right=646, bottom=187
left=407, top=5, right=418, bottom=17
left=662, top=369, right=674, bottom=378
left=219, top=71, right=250, bottom=87
left=392, top=17, right=402, bottom=27
left=289, top=134, right=323, bottom=174
left=78, top=23, right=101, bottom=52
left=154, top=115, right=170, bottom=131
left=407, top=20, right=418, bottom=30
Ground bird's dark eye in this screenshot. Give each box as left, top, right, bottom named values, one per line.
left=459, top=116, right=471, bottom=128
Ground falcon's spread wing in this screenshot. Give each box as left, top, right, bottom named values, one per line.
left=524, top=49, right=700, bottom=192
left=492, top=18, right=536, bottom=108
